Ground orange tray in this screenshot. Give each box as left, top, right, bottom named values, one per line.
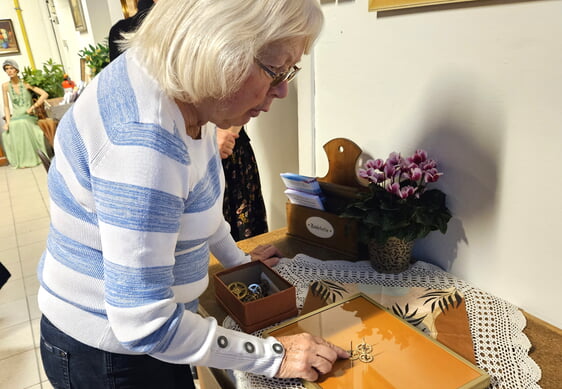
left=265, top=293, right=489, bottom=389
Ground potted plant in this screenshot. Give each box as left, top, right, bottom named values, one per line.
left=341, top=149, right=452, bottom=273
left=22, top=59, right=65, bottom=118
left=78, top=41, right=110, bottom=78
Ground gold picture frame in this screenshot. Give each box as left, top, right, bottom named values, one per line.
left=69, top=0, right=87, bottom=32
left=120, top=0, right=139, bottom=19
left=0, top=19, right=21, bottom=56
left=265, top=293, right=490, bottom=389
left=369, top=0, right=481, bottom=11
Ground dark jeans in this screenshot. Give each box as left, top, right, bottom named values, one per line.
left=40, top=315, right=195, bottom=389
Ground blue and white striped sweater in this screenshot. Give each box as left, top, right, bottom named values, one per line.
left=37, top=51, right=282, bottom=376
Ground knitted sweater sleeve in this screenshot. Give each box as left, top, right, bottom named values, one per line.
left=209, top=220, right=251, bottom=267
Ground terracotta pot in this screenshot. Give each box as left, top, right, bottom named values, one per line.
left=368, top=237, right=415, bottom=274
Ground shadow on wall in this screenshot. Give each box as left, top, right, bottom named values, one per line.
left=412, top=71, right=505, bottom=271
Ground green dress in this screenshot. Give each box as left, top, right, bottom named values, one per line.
left=2, top=81, right=47, bottom=168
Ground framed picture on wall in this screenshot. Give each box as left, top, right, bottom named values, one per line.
left=0, top=19, right=21, bottom=56
left=369, top=0, right=480, bottom=11
left=69, top=0, right=87, bottom=32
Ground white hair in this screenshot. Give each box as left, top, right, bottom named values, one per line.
left=126, top=0, right=323, bottom=102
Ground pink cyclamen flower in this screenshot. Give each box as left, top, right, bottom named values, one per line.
left=359, top=167, right=385, bottom=184
left=400, top=185, right=417, bottom=199
left=384, top=163, right=397, bottom=180
left=364, top=158, right=385, bottom=170
left=420, top=159, right=437, bottom=171
left=408, top=149, right=428, bottom=164
left=387, top=152, right=402, bottom=167
left=424, top=168, right=443, bottom=183
left=388, top=183, right=416, bottom=199
left=387, top=182, right=401, bottom=196
left=358, top=168, right=370, bottom=179
left=409, top=167, right=423, bottom=181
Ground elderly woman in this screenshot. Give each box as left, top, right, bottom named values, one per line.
left=38, top=0, right=348, bottom=388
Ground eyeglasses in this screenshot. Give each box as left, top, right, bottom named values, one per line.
left=255, top=59, right=301, bottom=87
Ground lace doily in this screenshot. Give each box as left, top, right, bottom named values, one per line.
left=224, top=254, right=541, bottom=389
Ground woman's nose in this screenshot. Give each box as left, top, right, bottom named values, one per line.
left=269, top=81, right=289, bottom=99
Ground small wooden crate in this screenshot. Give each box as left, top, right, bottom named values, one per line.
left=286, top=202, right=359, bottom=256
left=214, top=260, right=298, bottom=333
left=285, top=138, right=367, bottom=257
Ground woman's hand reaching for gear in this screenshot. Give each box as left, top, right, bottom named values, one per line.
left=275, top=333, right=350, bottom=381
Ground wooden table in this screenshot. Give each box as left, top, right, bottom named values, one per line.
left=198, top=228, right=562, bottom=389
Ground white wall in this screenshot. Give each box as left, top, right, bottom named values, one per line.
left=298, top=0, right=562, bottom=328
left=248, top=86, right=300, bottom=231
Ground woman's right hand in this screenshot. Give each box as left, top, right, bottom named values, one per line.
left=275, top=333, right=350, bottom=381
left=2, top=122, right=8, bottom=131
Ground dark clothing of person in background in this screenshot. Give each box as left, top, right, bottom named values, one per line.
left=108, top=0, right=155, bottom=61
left=222, top=127, right=268, bottom=241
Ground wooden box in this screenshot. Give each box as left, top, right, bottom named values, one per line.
left=214, top=260, right=298, bottom=333
left=286, top=202, right=359, bottom=256
left=265, top=293, right=490, bottom=389
left=285, top=138, right=368, bottom=257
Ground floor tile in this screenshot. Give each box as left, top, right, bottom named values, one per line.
left=17, top=228, right=49, bottom=249
left=27, top=295, right=41, bottom=321
left=0, top=276, right=25, bottom=305
left=0, top=235, right=18, bottom=251
left=18, top=242, right=46, bottom=265
left=36, top=347, right=48, bottom=383
left=0, top=298, right=29, bottom=330
left=0, top=199, right=12, bottom=212
left=20, top=255, right=42, bottom=279
left=24, top=276, right=40, bottom=297
left=11, top=201, right=46, bottom=213
left=0, top=222, right=16, bottom=238
left=15, top=217, right=51, bottom=235
left=31, top=318, right=40, bottom=348
left=0, top=321, right=35, bottom=360
left=11, top=194, right=45, bottom=208
left=41, top=380, right=55, bottom=389
left=0, top=349, right=40, bottom=389
left=13, top=209, right=50, bottom=224
left=0, top=167, right=50, bottom=388
left=0, top=252, right=22, bottom=279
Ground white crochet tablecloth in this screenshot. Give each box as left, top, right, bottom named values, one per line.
left=223, top=254, right=541, bottom=389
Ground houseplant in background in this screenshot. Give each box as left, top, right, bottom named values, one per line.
left=22, top=58, right=65, bottom=99
left=341, top=149, right=452, bottom=274
left=78, top=40, right=110, bottom=78
left=22, top=59, right=65, bottom=117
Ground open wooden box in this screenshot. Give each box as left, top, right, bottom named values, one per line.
left=286, top=138, right=367, bottom=258
left=214, top=260, right=298, bottom=333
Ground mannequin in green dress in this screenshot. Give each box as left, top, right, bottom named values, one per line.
left=2, top=59, right=48, bottom=168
